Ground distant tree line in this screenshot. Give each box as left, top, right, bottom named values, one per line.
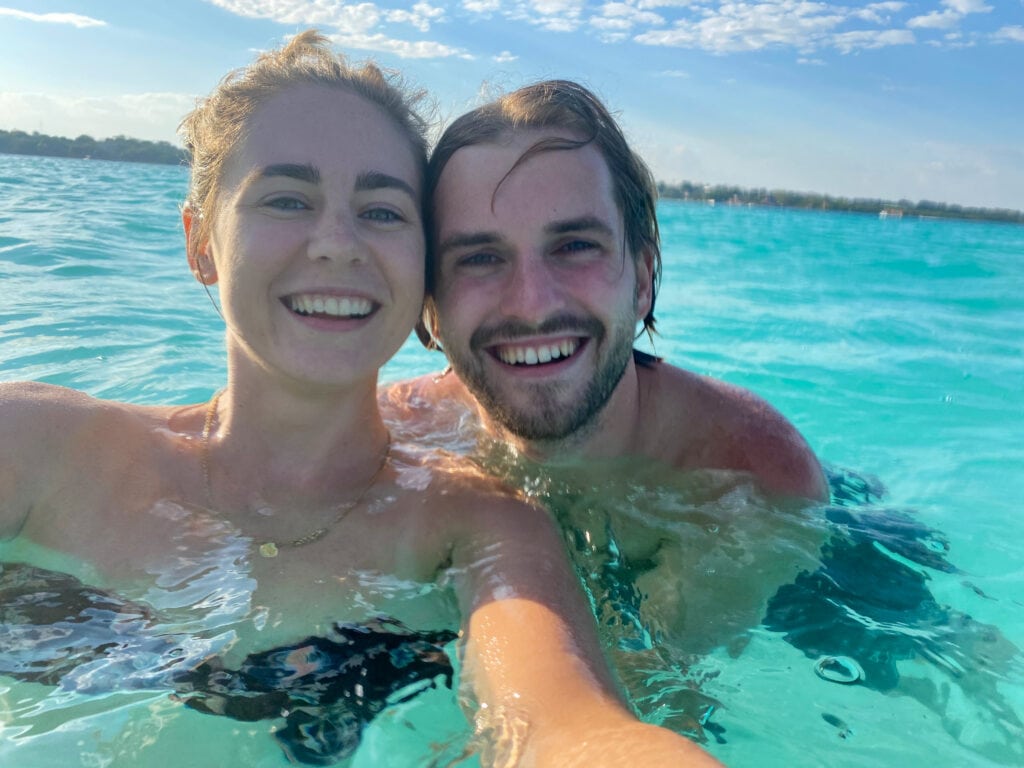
left=0, top=129, right=186, bottom=166
left=658, top=180, right=1024, bottom=225
left=2, top=129, right=1020, bottom=223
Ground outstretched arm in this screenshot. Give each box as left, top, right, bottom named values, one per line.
left=450, top=492, right=723, bottom=767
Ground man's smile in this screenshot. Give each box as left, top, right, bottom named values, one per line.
left=489, top=337, right=582, bottom=367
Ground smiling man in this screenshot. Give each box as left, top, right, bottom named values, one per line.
left=388, top=79, right=826, bottom=501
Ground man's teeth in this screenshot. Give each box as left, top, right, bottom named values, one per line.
left=289, top=295, right=372, bottom=317
left=497, top=340, right=578, bottom=366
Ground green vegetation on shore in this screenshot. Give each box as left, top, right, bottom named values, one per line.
left=658, top=181, right=1024, bottom=225
left=2, top=129, right=1021, bottom=224
left=0, top=129, right=186, bottom=166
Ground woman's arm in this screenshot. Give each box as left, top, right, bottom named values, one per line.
left=449, top=491, right=724, bottom=767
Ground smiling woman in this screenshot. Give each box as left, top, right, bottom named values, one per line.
left=0, top=29, right=721, bottom=768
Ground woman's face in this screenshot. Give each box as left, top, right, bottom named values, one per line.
left=203, top=84, right=425, bottom=389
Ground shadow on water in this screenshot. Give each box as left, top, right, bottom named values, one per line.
left=763, top=468, right=1024, bottom=764
left=502, top=455, right=1023, bottom=764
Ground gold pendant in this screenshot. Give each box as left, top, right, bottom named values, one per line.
left=258, top=541, right=279, bottom=558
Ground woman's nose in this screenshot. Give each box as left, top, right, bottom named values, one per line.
left=307, top=211, right=364, bottom=263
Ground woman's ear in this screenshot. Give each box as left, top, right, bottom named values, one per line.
left=182, top=203, right=218, bottom=285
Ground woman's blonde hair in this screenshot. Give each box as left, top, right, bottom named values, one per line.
left=179, top=29, right=429, bottom=252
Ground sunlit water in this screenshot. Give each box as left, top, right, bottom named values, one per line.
left=1, top=154, right=1022, bottom=766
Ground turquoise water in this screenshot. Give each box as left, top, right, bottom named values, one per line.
left=1, top=153, right=1022, bottom=766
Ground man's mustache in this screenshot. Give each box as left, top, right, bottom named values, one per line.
left=470, top=314, right=604, bottom=351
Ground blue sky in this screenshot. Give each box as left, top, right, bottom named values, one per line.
left=1, top=1, right=1022, bottom=209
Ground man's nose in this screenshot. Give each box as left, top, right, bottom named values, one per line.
left=307, top=210, right=364, bottom=263
left=498, top=257, right=562, bottom=323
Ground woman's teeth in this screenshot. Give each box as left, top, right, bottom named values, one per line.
left=288, top=295, right=372, bottom=317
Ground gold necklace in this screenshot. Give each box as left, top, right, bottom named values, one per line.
left=200, top=389, right=391, bottom=558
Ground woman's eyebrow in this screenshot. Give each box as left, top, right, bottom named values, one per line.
left=355, top=170, right=416, bottom=200
left=258, top=163, right=321, bottom=184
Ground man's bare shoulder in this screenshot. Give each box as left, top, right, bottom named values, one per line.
left=380, top=371, right=479, bottom=443
left=382, top=370, right=473, bottom=404
left=640, top=363, right=827, bottom=500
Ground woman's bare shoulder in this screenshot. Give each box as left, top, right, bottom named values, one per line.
left=0, top=381, right=171, bottom=436
left=0, top=383, right=181, bottom=533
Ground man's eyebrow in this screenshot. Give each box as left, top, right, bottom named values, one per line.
left=545, top=216, right=615, bottom=237
left=258, top=163, right=321, bottom=184
left=436, top=231, right=501, bottom=257
left=355, top=171, right=417, bottom=200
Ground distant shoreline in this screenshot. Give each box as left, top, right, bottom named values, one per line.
left=658, top=181, right=1024, bottom=225
left=3, top=128, right=1021, bottom=225
left=0, top=129, right=186, bottom=167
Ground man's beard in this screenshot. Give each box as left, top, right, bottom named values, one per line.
left=447, top=313, right=634, bottom=442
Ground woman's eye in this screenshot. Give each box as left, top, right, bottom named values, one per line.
left=361, top=207, right=404, bottom=223
left=264, top=196, right=309, bottom=211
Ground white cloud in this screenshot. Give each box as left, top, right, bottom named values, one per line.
left=462, top=0, right=501, bottom=11
left=0, top=8, right=106, bottom=27
left=204, top=0, right=465, bottom=58
left=993, top=25, right=1024, bottom=42
left=637, top=0, right=698, bottom=7
left=515, top=0, right=585, bottom=31
left=591, top=2, right=664, bottom=31
left=832, top=28, right=914, bottom=53
left=943, top=0, right=991, bottom=14
left=207, top=0, right=380, bottom=30
left=635, top=2, right=848, bottom=54
left=492, top=49, right=519, bottom=62
left=327, top=31, right=471, bottom=58
left=907, top=9, right=960, bottom=29
left=0, top=91, right=195, bottom=144
left=386, top=2, right=445, bottom=32
left=658, top=69, right=691, bottom=77
left=908, top=0, right=991, bottom=30
left=852, top=2, right=905, bottom=24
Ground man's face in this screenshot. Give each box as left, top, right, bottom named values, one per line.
left=431, top=131, right=653, bottom=442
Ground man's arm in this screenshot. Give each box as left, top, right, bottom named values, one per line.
left=449, top=491, right=724, bottom=767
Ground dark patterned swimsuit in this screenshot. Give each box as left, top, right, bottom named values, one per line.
left=0, top=563, right=457, bottom=765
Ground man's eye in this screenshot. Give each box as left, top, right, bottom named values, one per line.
left=455, top=252, right=501, bottom=268
left=555, top=239, right=598, bottom=255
